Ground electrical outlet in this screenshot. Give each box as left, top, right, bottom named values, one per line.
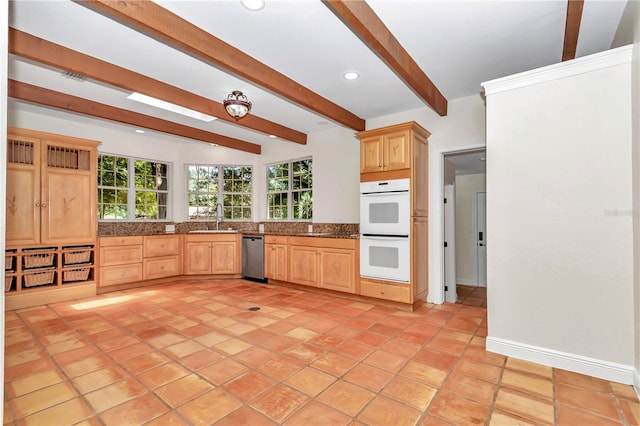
left=165, top=224, right=175, bottom=233
left=308, top=224, right=313, bottom=233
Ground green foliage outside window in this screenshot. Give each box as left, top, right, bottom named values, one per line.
left=187, top=165, right=252, bottom=220
left=268, top=158, right=312, bottom=220
left=98, top=154, right=169, bottom=220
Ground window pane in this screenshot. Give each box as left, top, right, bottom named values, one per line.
left=293, top=190, right=313, bottom=220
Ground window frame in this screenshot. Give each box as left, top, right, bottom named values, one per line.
left=186, top=163, right=253, bottom=221
left=98, top=153, right=172, bottom=221
left=266, top=157, right=313, bottom=221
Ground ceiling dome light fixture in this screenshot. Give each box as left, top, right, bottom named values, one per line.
left=241, top=0, right=265, bottom=11
left=223, top=90, right=252, bottom=120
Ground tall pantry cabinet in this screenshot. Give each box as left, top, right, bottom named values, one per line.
left=5, top=127, right=100, bottom=310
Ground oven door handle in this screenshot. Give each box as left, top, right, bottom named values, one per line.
left=361, top=234, right=409, bottom=240
left=361, top=190, right=409, bottom=196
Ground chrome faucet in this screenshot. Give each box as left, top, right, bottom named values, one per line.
left=215, top=203, right=223, bottom=230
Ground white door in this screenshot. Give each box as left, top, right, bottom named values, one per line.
left=444, top=185, right=457, bottom=302
left=476, top=191, right=487, bottom=286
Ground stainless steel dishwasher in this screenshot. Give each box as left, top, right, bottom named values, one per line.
left=242, top=235, right=266, bottom=282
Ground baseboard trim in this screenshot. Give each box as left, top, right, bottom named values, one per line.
left=456, top=278, right=476, bottom=286
left=486, top=336, right=634, bottom=384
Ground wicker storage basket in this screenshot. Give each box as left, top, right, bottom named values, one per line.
left=63, top=248, right=92, bottom=265
left=63, top=268, right=91, bottom=283
left=5, top=254, right=13, bottom=271
left=5, top=275, right=13, bottom=292
left=24, top=252, right=55, bottom=269
left=23, top=270, right=55, bottom=287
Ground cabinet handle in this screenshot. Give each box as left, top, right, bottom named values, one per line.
left=41, top=203, right=47, bottom=208
left=35, top=203, right=40, bottom=207
left=381, top=290, right=385, bottom=295
left=120, top=272, right=125, bottom=277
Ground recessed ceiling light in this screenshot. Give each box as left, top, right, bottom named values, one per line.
left=135, top=129, right=145, bottom=134
left=127, top=92, right=217, bottom=122
left=268, top=135, right=277, bottom=138
left=241, top=0, right=264, bottom=11
left=343, top=72, right=359, bottom=80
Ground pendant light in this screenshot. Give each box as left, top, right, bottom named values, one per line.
left=223, top=90, right=252, bottom=120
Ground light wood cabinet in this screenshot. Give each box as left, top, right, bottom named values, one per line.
left=184, top=234, right=240, bottom=275
left=6, top=128, right=99, bottom=246
left=288, top=237, right=357, bottom=294
left=358, top=121, right=431, bottom=308
left=99, top=236, right=143, bottom=287
left=265, top=235, right=288, bottom=281
left=143, top=235, right=181, bottom=280
left=5, top=128, right=100, bottom=310
left=360, top=129, right=411, bottom=174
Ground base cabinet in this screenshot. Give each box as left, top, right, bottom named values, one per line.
left=288, top=237, right=357, bottom=294
left=99, top=236, right=143, bottom=287
left=143, top=235, right=181, bottom=280
left=184, top=234, right=240, bottom=275
left=264, top=235, right=288, bottom=281
left=360, top=279, right=411, bottom=303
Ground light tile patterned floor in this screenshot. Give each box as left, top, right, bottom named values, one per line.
left=3, top=281, right=639, bottom=425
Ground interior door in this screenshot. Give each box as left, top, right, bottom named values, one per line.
left=444, top=185, right=457, bottom=302
left=476, top=191, right=487, bottom=287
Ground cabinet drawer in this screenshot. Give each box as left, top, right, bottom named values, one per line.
left=100, top=236, right=143, bottom=247
left=143, top=255, right=180, bottom=280
left=144, top=235, right=180, bottom=257
left=265, top=235, right=288, bottom=245
left=360, top=280, right=410, bottom=303
left=100, top=263, right=143, bottom=287
left=100, top=245, right=143, bottom=266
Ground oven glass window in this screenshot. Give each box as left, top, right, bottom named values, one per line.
left=369, top=202, right=399, bottom=224
left=369, top=246, right=399, bottom=268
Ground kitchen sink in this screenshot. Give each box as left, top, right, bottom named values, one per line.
left=189, top=229, right=238, bottom=233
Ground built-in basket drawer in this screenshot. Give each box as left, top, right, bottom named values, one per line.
left=100, top=245, right=143, bottom=266
left=100, top=264, right=143, bottom=287
left=360, top=279, right=411, bottom=303
left=143, top=255, right=180, bottom=280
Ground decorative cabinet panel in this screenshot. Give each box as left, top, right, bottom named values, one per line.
left=288, top=236, right=357, bottom=294
left=359, top=129, right=410, bottom=174
left=6, top=128, right=99, bottom=246
left=184, top=234, right=240, bottom=275
left=265, top=235, right=288, bottom=281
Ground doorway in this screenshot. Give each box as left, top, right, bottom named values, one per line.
left=442, top=148, right=486, bottom=302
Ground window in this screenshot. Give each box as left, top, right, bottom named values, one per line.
left=98, top=154, right=169, bottom=220
left=187, top=165, right=252, bottom=220
left=267, top=158, right=312, bottom=220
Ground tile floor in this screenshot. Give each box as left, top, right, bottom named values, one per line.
left=3, top=281, right=639, bottom=425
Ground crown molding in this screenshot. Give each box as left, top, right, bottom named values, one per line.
left=482, top=44, right=633, bottom=96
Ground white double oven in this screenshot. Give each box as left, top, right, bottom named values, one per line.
left=360, top=178, right=410, bottom=283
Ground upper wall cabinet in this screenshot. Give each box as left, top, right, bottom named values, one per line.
left=6, top=128, right=100, bottom=246
left=357, top=122, right=431, bottom=185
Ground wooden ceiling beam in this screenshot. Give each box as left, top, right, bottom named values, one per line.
left=8, top=80, right=261, bottom=154
left=562, top=0, right=584, bottom=61
left=9, top=28, right=305, bottom=145
left=78, top=0, right=366, bottom=131
left=323, top=0, right=447, bottom=117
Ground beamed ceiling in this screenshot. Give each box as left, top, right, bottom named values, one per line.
left=7, top=0, right=628, bottom=154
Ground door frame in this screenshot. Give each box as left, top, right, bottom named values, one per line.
left=444, top=184, right=457, bottom=302
left=429, top=143, right=485, bottom=304
left=474, top=191, right=487, bottom=287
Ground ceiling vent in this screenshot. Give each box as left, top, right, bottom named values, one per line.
left=61, top=71, right=87, bottom=82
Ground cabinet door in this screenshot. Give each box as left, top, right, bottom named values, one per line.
left=42, top=170, right=94, bottom=244
left=184, top=242, right=212, bottom=275
left=265, top=243, right=287, bottom=281
left=320, top=248, right=355, bottom=293
left=360, top=135, right=384, bottom=173
left=6, top=135, right=41, bottom=245
left=383, top=130, right=410, bottom=171
left=289, top=246, right=319, bottom=287
left=211, top=242, right=238, bottom=274
left=143, top=255, right=180, bottom=280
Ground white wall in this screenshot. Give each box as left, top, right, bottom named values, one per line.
left=7, top=101, right=360, bottom=224
left=455, top=173, right=486, bottom=285
left=484, top=47, right=634, bottom=382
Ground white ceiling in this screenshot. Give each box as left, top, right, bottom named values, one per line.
left=7, top=0, right=629, bottom=150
